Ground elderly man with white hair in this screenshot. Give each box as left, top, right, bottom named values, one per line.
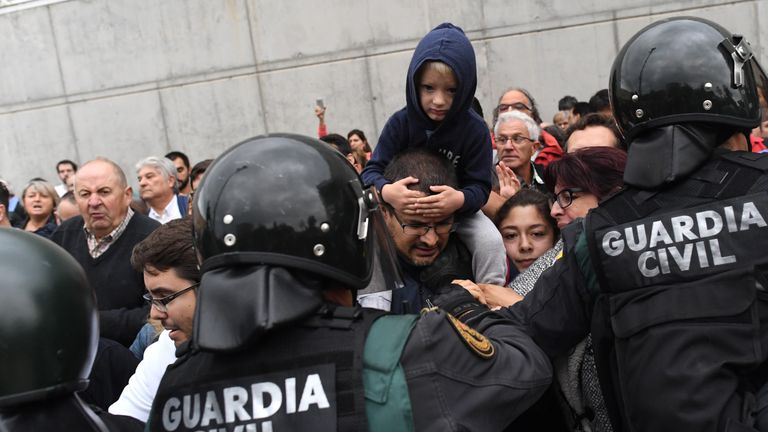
left=136, top=156, right=188, bottom=224
left=495, top=110, right=549, bottom=194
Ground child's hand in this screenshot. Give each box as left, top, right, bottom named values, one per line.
left=496, top=163, right=521, bottom=199
left=413, top=185, right=464, bottom=219
left=381, top=177, right=422, bottom=215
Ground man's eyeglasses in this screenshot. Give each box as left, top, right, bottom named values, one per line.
left=143, top=283, right=199, bottom=313
left=497, top=102, right=533, bottom=113
left=392, top=212, right=457, bottom=236
left=553, top=188, right=584, bottom=209
left=496, top=135, right=534, bottom=146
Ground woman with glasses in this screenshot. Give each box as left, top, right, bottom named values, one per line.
left=547, top=147, right=627, bottom=230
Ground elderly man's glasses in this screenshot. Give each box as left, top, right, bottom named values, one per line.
left=496, top=135, right=534, bottom=146
left=143, top=283, right=199, bottom=313
left=497, top=102, right=532, bottom=113
left=554, top=188, right=584, bottom=209
left=392, top=212, right=457, bottom=236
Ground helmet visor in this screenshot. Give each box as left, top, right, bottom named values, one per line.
left=356, top=187, right=404, bottom=310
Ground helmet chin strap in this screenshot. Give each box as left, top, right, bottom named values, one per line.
left=624, top=124, right=725, bottom=189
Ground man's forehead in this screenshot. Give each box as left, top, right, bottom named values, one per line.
left=501, top=90, right=530, bottom=105
left=499, top=120, right=530, bottom=135
left=77, top=164, right=121, bottom=188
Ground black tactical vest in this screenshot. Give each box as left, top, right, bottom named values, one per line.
left=582, top=151, right=768, bottom=432
left=148, top=305, right=385, bottom=432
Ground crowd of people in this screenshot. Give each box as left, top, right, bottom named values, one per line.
left=1, top=16, right=768, bottom=432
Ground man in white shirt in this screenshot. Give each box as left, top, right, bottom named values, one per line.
left=135, top=156, right=186, bottom=224
left=54, top=159, right=77, bottom=197
left=109, top=218, right=199, bottom=422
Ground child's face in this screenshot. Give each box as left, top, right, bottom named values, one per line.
left=500, top=205, right=556, bottom=273
left=418, top=68, right=457, bottom=122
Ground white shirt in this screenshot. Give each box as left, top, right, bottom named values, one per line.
left=55, top=183, right=68, bottom=197
left=108, top=330, right=177, bottom=422
left=148, top=194, right=183, bottom=224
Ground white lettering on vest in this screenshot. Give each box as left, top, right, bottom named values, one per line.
left=298, top=374, right=330, bottom=412
left=162, top=397, right=181, bottom=431
left=601, top=202, right=766, bottom=278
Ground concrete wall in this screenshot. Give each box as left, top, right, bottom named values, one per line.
left=1, top=0, right=766, bottom=192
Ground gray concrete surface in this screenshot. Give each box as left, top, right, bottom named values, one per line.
left=0, top=0, right=765, bottom=192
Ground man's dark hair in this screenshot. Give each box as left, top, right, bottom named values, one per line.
left=383, top=148, right=458, bottom=198
left=190, top=159, right=213, bottom=184
left=558, top=95, right=579, bottom=111
left=471, top=97, right=485, bottom=119
left=165, top=151, right=190, bottom=169
left=572, top=102, right=592, bottom=117
left=56, top=159, right=78, bottom=172
left=0, top=181, right=9, bottom=209
left=543, top=125, right=565, bottom=148
left=131, top=218, right=200, bottom=283
left=320, top=134, right=352, bottom=156
left=60, top=190, right=76, bottom=205
left=565, top=113, right=625, bottom=150
left=588, top=89, right=611, bottom=113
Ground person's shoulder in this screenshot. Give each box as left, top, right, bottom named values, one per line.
left=408, top=308, right=497, bottom=360
left=128, top=212, right=161, bottom=233
left=51, top=216, right=85, bottom=240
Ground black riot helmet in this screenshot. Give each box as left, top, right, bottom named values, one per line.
left=192, top=134, right=402, bottom=352
left=610, top=17, right=767, bottom=143
left=194, top=133, right=375, bottom=287
left=0, top=229, right=98, bottom=408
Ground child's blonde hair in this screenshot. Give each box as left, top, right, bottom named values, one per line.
left=418, top=61, right=455, bottom=81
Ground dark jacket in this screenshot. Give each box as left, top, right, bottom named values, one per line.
left=361, top=23, right=492, bottom=217
left=503, top=151, right=768, bottom=432
left=50, top=214, right=160, bottom=346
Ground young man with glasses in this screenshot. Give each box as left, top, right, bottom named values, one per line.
left=109, top=218, right=199, bottom=423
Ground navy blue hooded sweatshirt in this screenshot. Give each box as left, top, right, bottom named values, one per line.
left=361, top=23, right=492, bottom=216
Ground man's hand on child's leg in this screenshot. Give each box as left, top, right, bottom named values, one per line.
left=413, top=185, right=465, bottom=219
left=381, top=176, right=423, bottom=215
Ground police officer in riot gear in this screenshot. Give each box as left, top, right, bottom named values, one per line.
left=500, top=17, right=768, bottom=432
left=0, top=229, right=144, bottom=431
left=146, top=133, right=552, bottom=431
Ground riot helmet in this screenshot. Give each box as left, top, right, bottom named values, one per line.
left=0, top=229, right=98, bottom=408
left=610, top=17, right=767, bottom=143
left=191, top=134, right=402, bottom=351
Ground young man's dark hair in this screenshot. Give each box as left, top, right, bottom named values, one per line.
left=565, top=113, right=625, bottom=150
left=558, top=95, right=579, bottom=111
left=383, top=148, right=459, bottom=198
left=190, top=159, right=212, bottom=188
left=56, top=159, right=78, bottom=172
left=588, top=89, right=611, bottom=114
left=131, top=218, right=200, bottom=283
left=320, top=133, right=353, bottom=156
left=164, top=151, right=190, bottom=169
left=572, top=101, right=593, bottom=117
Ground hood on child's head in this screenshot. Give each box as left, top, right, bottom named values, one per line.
left=406, top=23, right=478, bottom=127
